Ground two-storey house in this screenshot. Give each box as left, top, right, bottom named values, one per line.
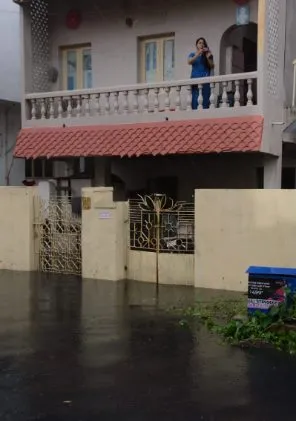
left=0, top=0, right=22, bottom=186
left=13, top=0, right=291, bottom=200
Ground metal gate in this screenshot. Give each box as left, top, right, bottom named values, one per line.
left=129, top=194, right=195, bottom=284
left=34, top=196, right=82, bottom=275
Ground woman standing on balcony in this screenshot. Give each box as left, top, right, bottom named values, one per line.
left=188, top=37, right=214, bottom=109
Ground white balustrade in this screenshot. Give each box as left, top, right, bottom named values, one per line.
left=122, top=91, right=129, bottom=114
left=154, top=88, right=160, bottom=112
left=133, top=90, right=139, bottom=114
left=221, top=81, right=228, bottom=108
left=175, top=86, right=181, bottom=111
left=25, top=71, right=258, bottom=121
left=113, top=91, right=119, bottom=114
left=209, top=82, right=216, bottom=109
left=186, top=86, right=192, bottom=111
left=105, top=92, right=110, bottom=114
left=197, top=84, right=203, bottom=110
left=76, top=96, right=81, bottom=117
left=247, top=79, right=253, bottom=106
left=234, top=80, right=241, bottom=108
left=142, top=89, right=149, bottom=113
left=164, top=87, right=170, bottom=111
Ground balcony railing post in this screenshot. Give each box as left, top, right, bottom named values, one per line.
left=234, top=80, right=241, bottom=108
left=197, top=84, right=203, bottom=110
left=209, top=83, right=216, bottom=109
left=105, top=92, right=110, bottom=114
left=142, top=89, right=149, bottom=113
left=133, top=90, right=139, bottom=114
left=31, top=99, right=36, bottom=120
left=247, top=79, right=253, bottom=106
left=123, top=91, right=129, bottom=114
left=164, top=87, right=170, bottom=111
left=113, top=91, right=119, bottom=114
left=221, top=82, right=228, bottom=108
left=175, top=86, right=181, bottom=111
left=57, top=97, right=63, bottom=119
left=154, top=88, right=160, bottom=112
left=186, top=86, right=192, bottom=111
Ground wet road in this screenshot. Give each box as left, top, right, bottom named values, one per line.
left=0, top=271, right=296, bottom=420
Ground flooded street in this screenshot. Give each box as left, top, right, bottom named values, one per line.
left=0, top=272, right=295, bottom=420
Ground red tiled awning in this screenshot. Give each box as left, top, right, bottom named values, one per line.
left=14, top=116, right=263, bottom=159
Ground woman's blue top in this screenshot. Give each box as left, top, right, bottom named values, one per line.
left=188, top=52, right=211, bottom=78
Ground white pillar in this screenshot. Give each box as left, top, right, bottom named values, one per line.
left=263, top=155, right=282, bottom=188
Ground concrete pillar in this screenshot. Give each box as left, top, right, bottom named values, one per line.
left=92, top=157, right=112, bottom=187
left=20, top=7, right=33, bottom=125
left=0, top=187, right=38, bottom=271
left=81, top=187, right=128, bottom=281
left=263, top=155, right=282, bottom=188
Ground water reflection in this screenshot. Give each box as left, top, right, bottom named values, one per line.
left=0, top=271, right=295, bottom=420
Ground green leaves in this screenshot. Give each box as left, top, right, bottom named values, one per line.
left=178, top=294, right=296, bottom=355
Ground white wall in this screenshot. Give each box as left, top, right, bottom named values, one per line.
left=0, top=0, right=20, bottom=102
left=48, top=0, right=258, bottom=90
left=0, top=103, right=23, bottom=186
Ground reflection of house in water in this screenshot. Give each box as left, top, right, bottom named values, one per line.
left=23, top=275, right=83, bottom=414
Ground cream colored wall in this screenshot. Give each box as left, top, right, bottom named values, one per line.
left=0, top=187, right=37, bottom=271
left=81, top=187, right=128, bottom=281
left=128, top=250, right=194, bottom=286
left=195, top=189, right=296, bottom=292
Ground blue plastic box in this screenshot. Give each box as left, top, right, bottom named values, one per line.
left=246, top=266, right=296, bottom=313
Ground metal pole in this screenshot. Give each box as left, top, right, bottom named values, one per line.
left=155, top=195, right=160, bottom=287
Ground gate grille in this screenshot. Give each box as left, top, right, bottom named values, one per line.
left=34, top=196, right=81, bottom=275
left=129, top=194, right=194, bottom=254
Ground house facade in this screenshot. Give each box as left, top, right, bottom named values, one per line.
left=13, top=0, right=293, bottom=201
left=0, top=0, right=23, bottom=186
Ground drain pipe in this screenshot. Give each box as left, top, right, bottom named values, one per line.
left=3, top=103, right=15, bottom=186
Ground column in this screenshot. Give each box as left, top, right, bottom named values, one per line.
left=263, top=155, right=282, bottom=188
left=81, top=187, right=128, bottom=281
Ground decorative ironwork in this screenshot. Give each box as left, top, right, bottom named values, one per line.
left=267, top=0, right=280, bottom=97
left=31, top=0, right=49, bottom=92
left=129, top=194, right=194, bottom=254
left=34, top=196, right=82, bottom=275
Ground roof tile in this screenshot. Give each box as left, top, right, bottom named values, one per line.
left=14, top=116, right=263, bottom=159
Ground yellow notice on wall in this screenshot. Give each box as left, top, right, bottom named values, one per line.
left=258, top=0, right=266, bottom=54
left=82, top=196, right=91, bottom=210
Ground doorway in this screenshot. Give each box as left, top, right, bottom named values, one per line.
left=220, top=23, right=258, bottom=105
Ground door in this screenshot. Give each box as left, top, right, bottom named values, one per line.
left=232, top=46, right=244, bottom=74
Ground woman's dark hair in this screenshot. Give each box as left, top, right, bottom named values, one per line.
left=196, top=37, right=208, bottom=48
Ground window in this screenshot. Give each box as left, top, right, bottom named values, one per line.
left=25, top=159, right=53, bottom=178
left=139, top=35, right=175, bottom=83
left=62, top=45, right=92, bottom=90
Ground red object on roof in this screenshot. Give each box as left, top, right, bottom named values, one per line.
left=14, top=116, right=263, bottom=159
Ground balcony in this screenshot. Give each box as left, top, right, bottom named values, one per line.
left=19, top=0, right=262, bottom=128
left=24, top=71, right=259, bottom=127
